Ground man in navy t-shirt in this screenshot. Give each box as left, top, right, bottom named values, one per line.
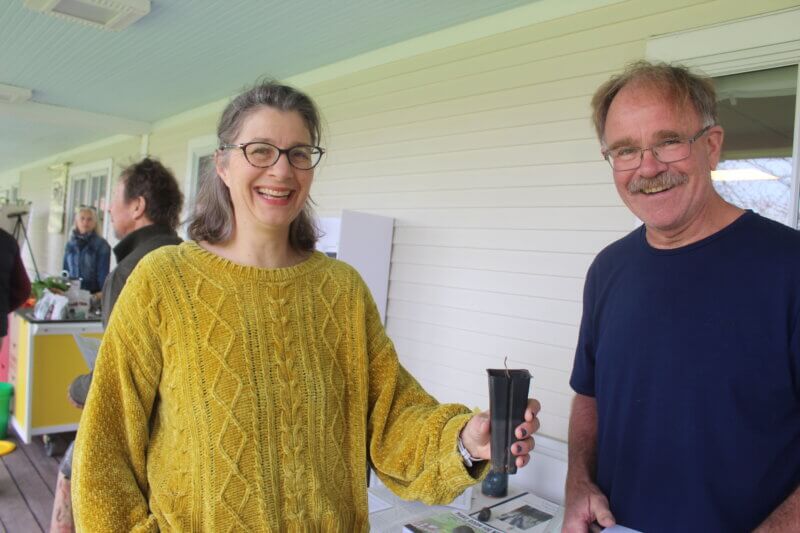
left=563, top=61, right=800, bottom=533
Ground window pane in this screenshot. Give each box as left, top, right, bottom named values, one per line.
left=69, top=176, right=87, bottom=224
left=713, top=65, right=797, bottom=227
left=713, top=158, right=792, bottom=224
left=91, top=173, right=107, bottom=230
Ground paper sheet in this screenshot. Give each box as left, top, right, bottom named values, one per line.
left=73, top=334, right=101, bottom=369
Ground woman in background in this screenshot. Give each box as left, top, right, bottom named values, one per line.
left=73, top=81, right=540, bottom=531
left=62, top=206, right=110, bottom=294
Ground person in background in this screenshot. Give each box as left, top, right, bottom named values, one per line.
left=49, top=157, right=183, bottom=533
left=1, top=228, right=31, bottom=338
left=563, top=61, right=800, bottom=533
left=72, top=81, right=541, bottom=531
left=62, top=206, right=110, bottom=295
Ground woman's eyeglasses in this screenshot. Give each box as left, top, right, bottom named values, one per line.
left=219, top=141, right=325, bottom=170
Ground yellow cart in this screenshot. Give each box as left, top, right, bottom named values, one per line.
left=9, top=310, right=102, bottom=443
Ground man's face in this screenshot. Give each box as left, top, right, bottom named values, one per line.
left=108, top=180, right=137, bottom=240
left=603, top=83, right=724, bottom=237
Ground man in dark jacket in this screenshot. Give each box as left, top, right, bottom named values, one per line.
left=0, top=228, right=31, bottom=338
left=99, top=157, right=184, bottom=327
left=51, top=157, right=183, bottom=532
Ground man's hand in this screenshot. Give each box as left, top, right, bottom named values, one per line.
left=460, top=398, right=541, bottom=469
left=562, top=479, right=615, bottom=533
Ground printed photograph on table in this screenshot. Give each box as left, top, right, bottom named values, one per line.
left=471, top=492, right=564, bottom=533
left=498, top=504, right=551, bottom=529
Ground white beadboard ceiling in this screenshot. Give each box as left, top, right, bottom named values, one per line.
left=0, top=0, right=536, bottom=174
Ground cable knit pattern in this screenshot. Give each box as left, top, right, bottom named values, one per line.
left=72, top=242, right=488, bottom=532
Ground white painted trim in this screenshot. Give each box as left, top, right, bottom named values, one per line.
left=646, top=7, right=800, bottom=76
left=68, top=159, right=113, bottom=180
left=182, top=134, right=217, bottom=234
left=533, top=433, right=568, bottom=463
left=30, top=321, right=104, bottom=336
left=505, top=433, right=568, bottom=505
left=140, top=133, right=150, bottom=157
left=11, top=416, right=29, bottom=444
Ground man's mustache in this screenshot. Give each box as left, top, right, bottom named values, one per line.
left=627, top=171, right=689, bottom=193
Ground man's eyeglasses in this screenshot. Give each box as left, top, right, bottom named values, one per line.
left=603, top=125, right=713, bottom=171
left=219, top=141, right=325, bottom=170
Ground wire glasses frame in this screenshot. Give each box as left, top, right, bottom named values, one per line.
left=219, top=141, right=325, bottom=170
left=603, top=125, right=713, bottom=171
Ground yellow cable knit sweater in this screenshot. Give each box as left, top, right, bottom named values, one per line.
left=73, top=242, right=486, bottom=532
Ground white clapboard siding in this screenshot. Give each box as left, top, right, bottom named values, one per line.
left=390, top=263, right=585, bottom=302
left=326, top=95, right=596, bottom=149
left=393, top=336, right=571, bottom=389
left=387, top=299, right=578, bottom=350
left=388, top=281, right=581, bottom=326
left=324, top=74, right=612, bottom=137
left=313, top=162, right=613, bottom=194
left=392, top=227, right=624, bottom=255
left=316, top=184, right=621, bottom=211
left=399, top=350, right=574, bottom=415
left=390, top=244, right=594, bottom=279
left=305, top=0, right=797, bottom=441
left=320, top=139, right=601, bottom=179
left=324, top=119, right=595, bottom=167
left=386, top=318, right=574, bottom=372
left=316, top=205, right=635, bottom=232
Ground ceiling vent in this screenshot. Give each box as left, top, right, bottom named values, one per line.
left=0, top=83, right=33, bottom=104
left=24, top=0, right=150, bottom=31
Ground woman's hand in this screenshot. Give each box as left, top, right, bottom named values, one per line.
left=460, top=398, right=541, bottom=468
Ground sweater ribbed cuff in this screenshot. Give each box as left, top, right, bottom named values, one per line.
left=439, top=413, right=490, bottom=497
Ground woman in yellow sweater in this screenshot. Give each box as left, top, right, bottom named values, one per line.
left=72, top=81, right=540, bottom=531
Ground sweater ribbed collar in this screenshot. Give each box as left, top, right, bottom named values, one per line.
left=181, top=241, right=327, bottom=282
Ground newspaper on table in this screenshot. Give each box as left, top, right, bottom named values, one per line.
left=73, top=334, right=101, bottom=370
left=471, top=492, right=564, bottom=533
left=403, top=492, right=564, bottom=533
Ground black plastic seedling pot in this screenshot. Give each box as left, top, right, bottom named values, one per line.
left=487, top=368, right=532, bottom=474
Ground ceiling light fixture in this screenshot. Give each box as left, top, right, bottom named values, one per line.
left=24, top=0, right=150, bottom=31
left=0, top=83, right=33, bottom=103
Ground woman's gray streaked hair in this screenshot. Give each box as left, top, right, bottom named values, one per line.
left=187, top=80, right=321, bottom=250
left=591, top=60, right=718, bottom=144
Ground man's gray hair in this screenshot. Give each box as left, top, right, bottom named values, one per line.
left=591, top=60, right=718, bottom=144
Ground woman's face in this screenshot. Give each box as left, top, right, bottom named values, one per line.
left=216, top=107, right=315, bottom=240
left=75, top=209, right=97, bottom=234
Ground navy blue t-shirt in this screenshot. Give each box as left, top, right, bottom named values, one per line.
left=570, top=211, right=800, bottom=533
